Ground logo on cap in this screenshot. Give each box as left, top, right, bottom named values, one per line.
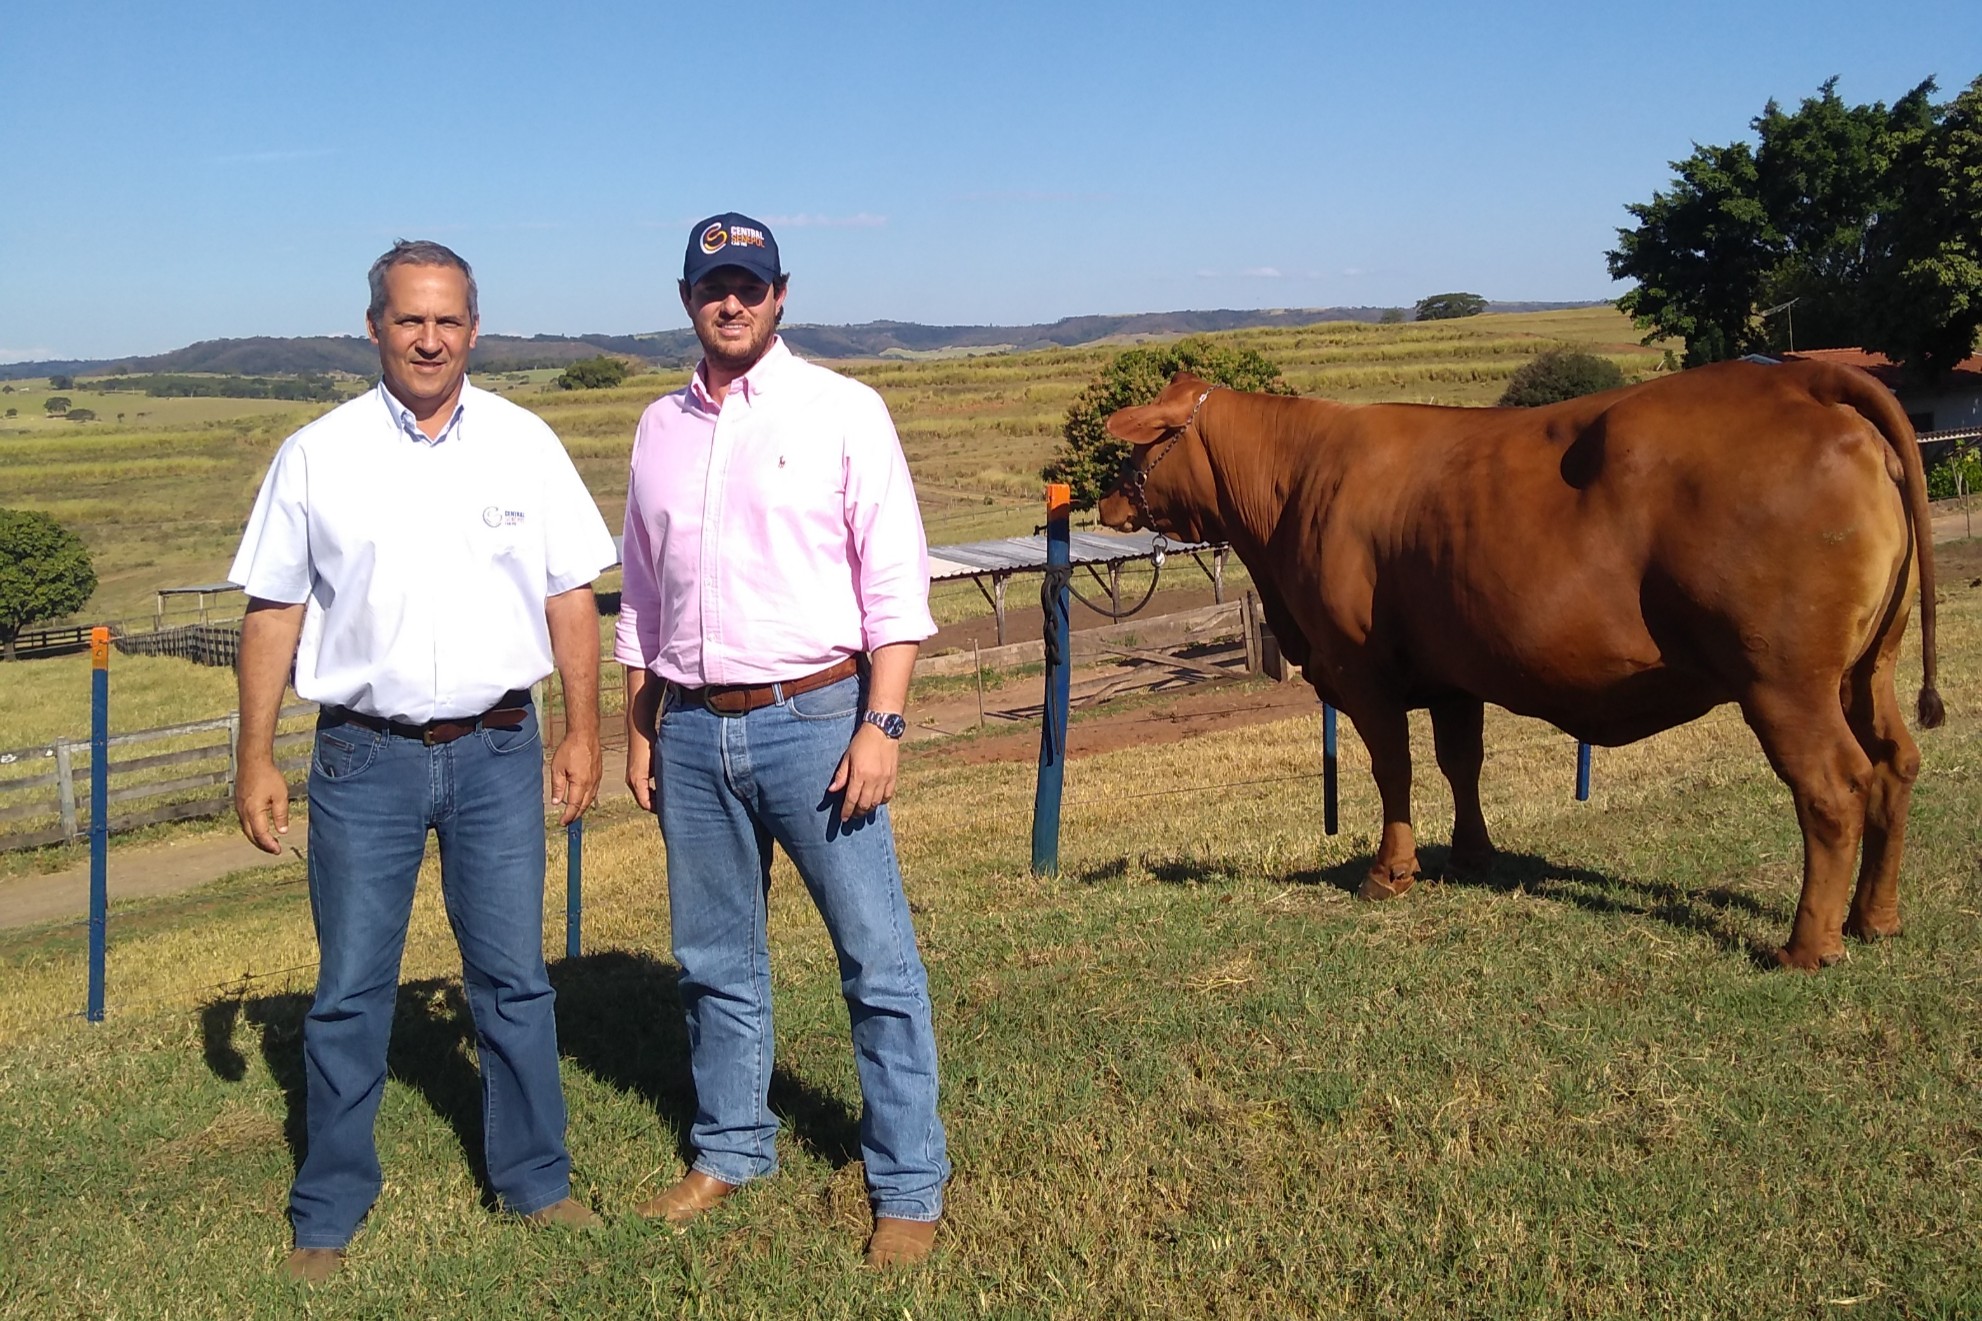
left=700, top=223, right=728, bottom=255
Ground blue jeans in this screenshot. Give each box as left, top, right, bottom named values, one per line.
left=292, top=705, right=571, bottom=1248
left=658, top=674, right=949, bottom=1222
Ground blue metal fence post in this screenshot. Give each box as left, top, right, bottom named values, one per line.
left=1576, top=740, right=1593, bottom=803
left=87, top=626, right=110, bottom=1023
left=1030, top=484, right=1072, bottom=877
left=1322, top=703, right=1339, bottom=836
left=565, top=817, right=583, bottom=960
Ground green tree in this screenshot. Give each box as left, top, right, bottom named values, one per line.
left=4, top=408, right=15, bottom=418
left=0, top=509, right=97, bottom=661
left=1413, top=292, right=1487, bottom=321
left=43, top=396, right=70, bottom=415
left=1863, top=75, right=1982, bottom=379
left=1378, top=307, right=1406, bottom=324
left=1497, top=349, right=1626, bottom=406
left=552, top=355, right=629, bottom=390
left=1608, top=141, right=1773, bottom=366
left=1608, top=75, right=1971, bottom=373
left=48, top=374, right=74, bottom=391
left=65, top=408, right=96, bottom=423
left=1041, top=336, right=1294, bottom=508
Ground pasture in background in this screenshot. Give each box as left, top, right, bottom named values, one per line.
left=0, top=308, right=1664, bottom=627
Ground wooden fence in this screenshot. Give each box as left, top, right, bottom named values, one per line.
left=0, top=702, right=317, bottom=852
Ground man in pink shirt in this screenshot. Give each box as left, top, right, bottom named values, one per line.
left=616, top=213, right=949, bottom=1267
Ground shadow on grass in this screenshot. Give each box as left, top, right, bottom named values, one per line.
left=196, top=950, right=863, bottom=1210
left=1100, top=845, right=1787, bottom=965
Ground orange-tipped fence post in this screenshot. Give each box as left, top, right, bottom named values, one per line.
left=87, top=626, right=109, bottom=1022
left=1030, top=484, right=1073, bottom=876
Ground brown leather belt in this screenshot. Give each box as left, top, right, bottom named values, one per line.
left=673, top=657, right=859, bottom=716
left=326, top=691, right=532, bottom=746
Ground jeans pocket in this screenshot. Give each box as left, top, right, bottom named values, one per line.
left=787, top=675, right=859, bottom=722
left=313, top=728, right=382, bottom=781
left=479, top=714, right=543, bottom=757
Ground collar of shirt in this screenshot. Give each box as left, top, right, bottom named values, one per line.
left=687, top=336, right=789, bottom=413
left=378, top=378, right=469, bottom=446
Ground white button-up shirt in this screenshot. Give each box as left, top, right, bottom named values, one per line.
left=230, top=380, right=617, bottom=723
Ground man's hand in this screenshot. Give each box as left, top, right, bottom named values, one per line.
left=545, top=585, right=602, bottom=824
left=235, top=597, right=306, bottom=853
left=624, top=667, right=660, bottom=814
left=235, top=758, right=292, bottom=854
left=828, top=722, right=900, bottom=822
left=626, top=730, right=657, bottom=813
left=549, top=729, right=603, bottom=825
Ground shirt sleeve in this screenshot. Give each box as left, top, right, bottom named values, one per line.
left=842, top=387, right=936, bottom=650
left=538, top=423, right=617, bottom=597
left=613, top=414, right=663, bottom=670
left=228, top=437, right=313, bottom=604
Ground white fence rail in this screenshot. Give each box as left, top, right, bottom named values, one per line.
left=0, top=702, right=317, bottom=852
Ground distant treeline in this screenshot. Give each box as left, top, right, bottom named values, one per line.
left=87, top=373, right=360, bottom=402
left=0, top=302, right=1605, bottom=381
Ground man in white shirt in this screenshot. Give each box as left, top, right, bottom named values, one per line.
left=230, top=240, right=618, bottom=1283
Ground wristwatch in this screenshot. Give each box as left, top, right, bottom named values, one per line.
left=862, top=710, right=907, bottom=739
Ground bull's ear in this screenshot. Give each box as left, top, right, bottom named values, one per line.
left=1104, top=372, right=1208, bottom=442
left=1105, top=402, right=1177, bottom=443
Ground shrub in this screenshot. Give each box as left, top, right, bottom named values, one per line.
left=1497, top=350, right=1627, bottom=407
left=553, top=355, right=630, bottom=390
left=43, top=396, right=70, bottom=415
left=1414, top=292, right=1487, bottom=321
left=0, top=508, right=97, bottom=660
left=1041, top=336, right=1294, bottom=508
left=1928, top=447, right=1982, bottom=500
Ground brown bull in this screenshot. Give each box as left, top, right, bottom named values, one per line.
left=1098, top=360, right=1943, bottom=970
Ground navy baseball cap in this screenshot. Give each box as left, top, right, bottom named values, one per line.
left=683, top=213, right=782, bottom=287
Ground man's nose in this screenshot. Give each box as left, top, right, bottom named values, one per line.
left=415, top=320, right=443, bottom=352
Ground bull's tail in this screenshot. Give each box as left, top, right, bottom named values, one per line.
left=1824, top=365, right=1943, bottom=728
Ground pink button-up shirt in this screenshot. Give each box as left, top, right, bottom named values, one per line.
left=614, top=338, right=936, bottom=686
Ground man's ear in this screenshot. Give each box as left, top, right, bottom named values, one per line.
left=364, top=315, right=380, bottom=348
left=679, top=279, right=693, bottom=315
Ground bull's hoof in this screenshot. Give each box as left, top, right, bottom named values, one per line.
left=1844, top=914, right=1903, bottom=943
left=1444, top=847, right=1495, bottom=881
left=1771, top=944, right=1843, bottom=973
left=1357, top=869, right=1417, bottom=902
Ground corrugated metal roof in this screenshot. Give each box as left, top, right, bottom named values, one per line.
left=174, top=532, right=1207, bottom=595
left=927, top=530, right=1210, bottom=582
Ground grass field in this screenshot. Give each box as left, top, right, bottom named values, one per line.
left=0, top=308, right=1664, bottom=626
left=0, top=547, right=1975, bottom=1318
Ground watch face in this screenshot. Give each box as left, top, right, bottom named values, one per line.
left=866, top=710, right=906, bottom=739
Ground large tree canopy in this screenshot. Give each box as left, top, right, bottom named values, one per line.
left=1609, top=74, right=1980, bottom=378
left=0, top=508, right=97, bottom=660
left=1042, top=337, right=1294, bottom=509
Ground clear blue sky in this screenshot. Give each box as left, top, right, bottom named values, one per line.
left=3, top=0, right=1978, bottom=362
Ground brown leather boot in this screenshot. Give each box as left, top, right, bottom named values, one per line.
left=282, top=1247, right=344, bottom=1283
left=634, top=1170, right=738, bottom=1226
left=864, top=1216, right=939, bottom=1267
left=523, top=1196, right=603, bottom=1229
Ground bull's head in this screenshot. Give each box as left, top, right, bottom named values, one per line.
left=1097, top=371, right=1224, bottom=544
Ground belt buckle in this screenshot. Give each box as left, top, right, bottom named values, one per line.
left=422, top=725, right=442, bottom=746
